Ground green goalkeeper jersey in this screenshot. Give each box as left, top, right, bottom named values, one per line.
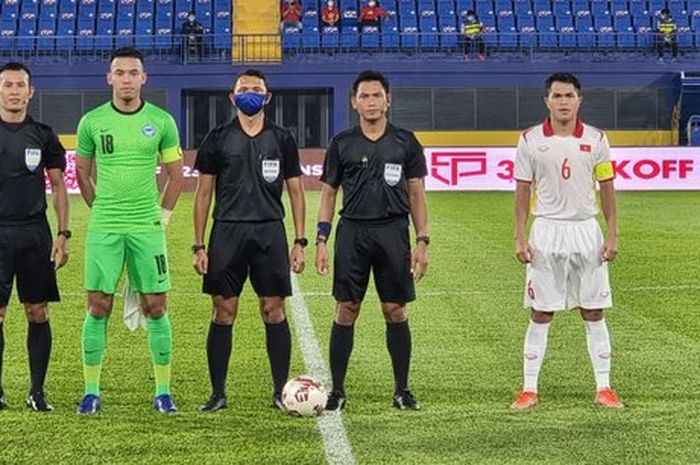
left=76, top=100, right=182, bottom=233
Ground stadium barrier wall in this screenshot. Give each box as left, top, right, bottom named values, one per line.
left=50, top=147, right=700, bottom=193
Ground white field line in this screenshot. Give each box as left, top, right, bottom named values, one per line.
left=289, top=274, right=356, bottom=465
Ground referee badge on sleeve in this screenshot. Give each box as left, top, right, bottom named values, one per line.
left=262, top=159, right=280, bottom=183
left=384, top=163, right=402, bottom=186
left=24, top=148, right=42, bottom=171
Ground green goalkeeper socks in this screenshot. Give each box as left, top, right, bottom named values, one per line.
left=147, top=313, right=173, bottom=396
left=82, top=313, right=108, bottom=396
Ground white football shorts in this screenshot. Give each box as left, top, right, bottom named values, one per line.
left=524, top=217, right=613, bottom=312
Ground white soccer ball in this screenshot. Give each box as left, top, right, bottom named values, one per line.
left=281, top=375, right=328, bottom=417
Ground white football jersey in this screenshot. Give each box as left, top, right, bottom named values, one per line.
left=514, top=118, right=614, bottom=220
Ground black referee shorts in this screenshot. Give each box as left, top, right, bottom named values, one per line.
left=204, top=220, right=291, bottom=298
left=333, top=217, right=415, bottom=304
left=0, top=222, right=60, bottom=307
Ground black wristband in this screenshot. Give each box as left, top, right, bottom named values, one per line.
left=294, top=237, right=309, bottom=248
left=191, top=244, right=206, bottom=253
left=416, top=235, right=430, bottom=246
left=57, top=230, right=72, bottom=239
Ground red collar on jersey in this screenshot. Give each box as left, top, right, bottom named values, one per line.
left=542, top=117, right=584, bottom=138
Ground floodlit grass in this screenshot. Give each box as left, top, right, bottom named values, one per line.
left=1, top=191, right=698, bottom=464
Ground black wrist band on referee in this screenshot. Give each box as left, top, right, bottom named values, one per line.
left=57, top=230, right=72, bottom=239
left=416, top=235, right=430, bottom=246
left=191, top=244, right=206, bottom=253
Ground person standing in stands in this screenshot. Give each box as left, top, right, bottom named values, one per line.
left=359, top=0, right=387, bottom=30
left=461, top=10, right=485, bottom=61
left=321, top=0, right=340, bottom=28
left=281, top=0, right=303, bottom=31
left=656, top=8, right=678, bottom=62
left=181, top=12, right=204, bottom=60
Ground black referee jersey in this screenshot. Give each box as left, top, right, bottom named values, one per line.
left=321, top=123, right=427, bottom=221
left=0, top=116, right=66, bottom=226
left=194, top=118, right=302, bottom=222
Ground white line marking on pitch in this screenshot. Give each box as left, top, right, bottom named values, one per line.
left=290, top=274, right=356, bottom=465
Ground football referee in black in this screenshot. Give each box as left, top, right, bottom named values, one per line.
left=192, top=69, right=306, bottom=411
left=0, top=62, right=70, bottom=412
left=316, top=70, right=429, bottom=411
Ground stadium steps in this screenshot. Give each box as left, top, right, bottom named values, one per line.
left=232, top=0, right=280, bottom=61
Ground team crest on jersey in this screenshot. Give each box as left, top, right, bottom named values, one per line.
left=384, top=163, right=402, bottom=186
left=24, top=148, right=41, bottom=171
left=262, top=159, right=280, bottom=183
left=142, top=124, right=156, bottom=137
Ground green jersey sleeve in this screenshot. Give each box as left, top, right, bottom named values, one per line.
left=159, top=113, right=182, bottom=163
left=76, top=114, right=96, bottom=158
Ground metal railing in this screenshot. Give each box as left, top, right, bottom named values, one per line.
left=0, top=31, right=692, bottom=64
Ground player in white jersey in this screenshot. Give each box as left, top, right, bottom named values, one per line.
left=511, top=73, right=623, bottom=410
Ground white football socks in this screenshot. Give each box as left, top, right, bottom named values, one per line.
left=585, top=319, right=612, bottom=390
left=522, top=320, right=551, bottom=392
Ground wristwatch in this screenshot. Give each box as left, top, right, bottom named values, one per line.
left=57, top=230, right=72, bottom=239
left=315, top=236, right=328, bottom=246
left=191, top=244, right=206, bottom=253
left=416, top=235, right=430, bottom=246
left=294, top=237, right=309, bottom=248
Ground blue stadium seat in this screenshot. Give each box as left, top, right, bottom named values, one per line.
left=535, top=10, right=553, bottom=28
left=576, top=24, right=595, bottom=46
left=384, top=6, right=399, bottom=25
left=37, top=17, right=55, bottom=49
left=56, top=16, right=74, bottom=48
left=194, top=0, right=211, bottom=28
left=156, top=0, right=174, bottom=27
left=41, top=0, right=59, bottom=19
left=135, top=12, right=153, bottom=49
left=518, top=9, right=534, bottom=26
left=475, top=0, right=493, bottom=15
left=519, top=24, right=536, bottom=47
left=341, top=25, right=359, bottom=47
left=497, top=9, right=515, bottom=29
left=629, top=0, right=646, bottom=15
left=668, top=0, right=686, bottom=17
left=688, top=115, right=700, bottom=146
left=420, top=23, right=439, bottom=47
left=17, top=17, right=37, bottom=50
left=302, top=25, right=320, bottom=48
left=514, top=0, right=532, bottom=14
left=440, top=23, right=458, bottom=46
left=174, top=0, right=191, bottom=23
left=617, top=25, right=635, bottom=46
left=3, top=0, right=20, bottom=19
left=575, top=10, right=592, bottom=28
left=593, top=11, right=611, bottom=27
left=341, top=5, right=358, bottom=26
left=22, top=0, right=40, bottom=18
left=321, top=25, right=339, bottom=48
left=539, top=25, right=557, bottom=47
left=420, top=7, right=437, bottom=28
left=302, top=7, right=318, bottom=28
left=282, top=26, right=300, bottom=50
left=499, top=24, right=517, bottom=46
left=678, top=25, right=692, bottom=47
left=610, top=0, right=627, bottom=15
left=648, top=0, right=664, bottom=15
left=456, top=0, right=473, bottom=16
left=613, top=10, right=630, bottom=29
left=115, top=16, right=133, bottom=46
left=439, top=11, right=457, bottom=27
left=495, top=0, right=512, bottom=12
left=59, top=0, right=78, bottom=16
left=137, top=0, right=153, bottom=12
left=95, top=15, right=113, bottom=48
left=572, top=0, right=588, bottom=15
left=76, top=16, right=93, bottom=48
left=559, top=24, right=576, bottom=46
left=555, top=12, right=572, bottom=27
left=480, top=11, right=496, bottom=25
left=533, top=0, right=549, bottom=12
left=213, top=17, right=230, bottom=49
left=401, top=24, right=418, bottom=47
left=360, top=25, right=381, bottom=48
left=553, top=0, right=570, bottom=15
left=78, top=0, right=96, bottom=19
left=597, top=24, right=615, bottom=47
left=690, top=0, right=700, bottom=14
left=636, top=24, right=653, bottom=46
left=591, top=0, right=609, bottom=15
left=632, top=13, right=649, bottom=27
left=383, top=24, right=400, bottom=47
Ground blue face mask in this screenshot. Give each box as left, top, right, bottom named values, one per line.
left=234, top=92, right=267, bottom=116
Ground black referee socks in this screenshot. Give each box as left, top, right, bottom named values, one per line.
left=386, top=320, right=412, bottom=394
left=27, top=321, right=52, bottom=394
left=265, top=320, right=291, bottom=396
left=329, top=322, right=355, bottom=395
left=207, top=322, right=233, bottom=396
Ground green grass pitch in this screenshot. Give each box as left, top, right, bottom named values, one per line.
left=0, top=191, right=699, bottom=464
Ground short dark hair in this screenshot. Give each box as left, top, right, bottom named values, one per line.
left=0, top=62, right=31, bottom=83
left=110, top=47, right=144, bottom=65
left=233, top=69, right=268, bottom=91
left=545, top=72, right=582, bottom=96
left=352, top=70, right=390, bottom=95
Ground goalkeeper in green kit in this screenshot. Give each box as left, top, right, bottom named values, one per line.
left=74, top=47, right=184, bottom=414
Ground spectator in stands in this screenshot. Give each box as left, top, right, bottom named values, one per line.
left=182, top=12, right=204, bottom=60
left=281, top=0, right=303, bottom=31
left=461, top=10, right=485, bottom=61
left=656, top=8, right=678, bottom=62
left=321, top=0, right=340, bottom=28
left=359, top=0, right=387, bottom=30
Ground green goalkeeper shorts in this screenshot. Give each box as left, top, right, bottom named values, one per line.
left=84, top=229, right=171, bottom=294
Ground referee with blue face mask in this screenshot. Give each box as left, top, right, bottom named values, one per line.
left=193, top=69, right=307, bottom=412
